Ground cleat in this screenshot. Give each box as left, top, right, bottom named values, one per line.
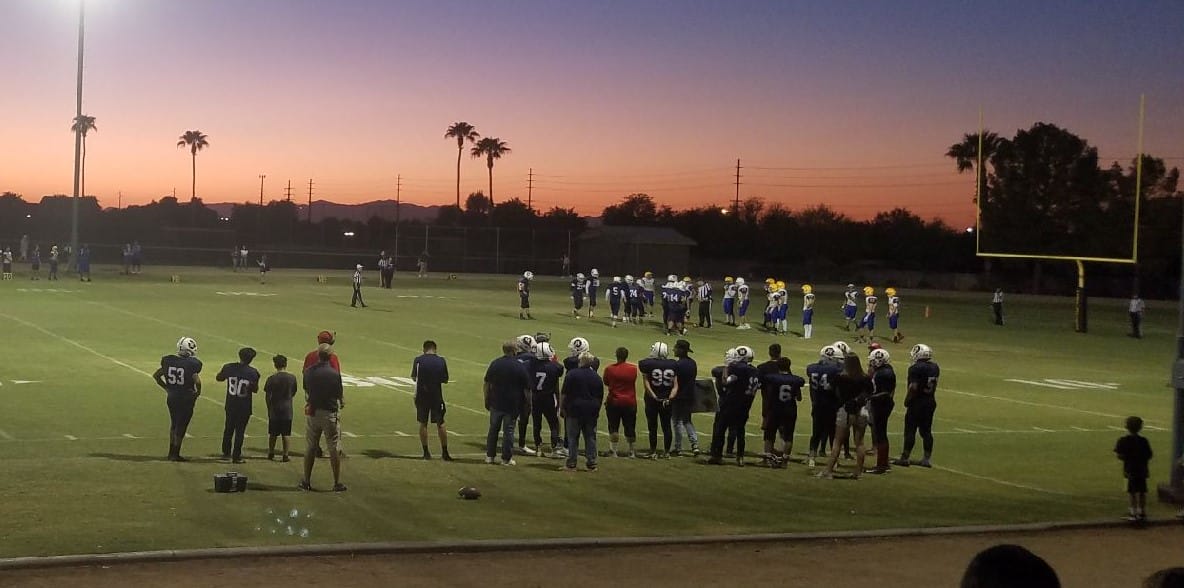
left=706, top=456, right=723, bottom=465
left=892, top=458, right=911, bottom=467
left=484, top=456, right=495, bottom=464
left=332, top=483, right=348, bottom=492
left=916, top=459, right=932, bottom=468
left=807, top=457, right=816, bottom=467
left=501, top=458, right=517, bottom=466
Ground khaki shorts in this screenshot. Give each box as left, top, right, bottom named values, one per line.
left=306, top=409, right=341, bottom=453
left=835, top=406, right=868, bottom=430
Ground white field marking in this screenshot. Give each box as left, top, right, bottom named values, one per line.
left=446, top=431, right=464, bottom=436
left=11, top=380, right=40, bottom=385
left=1034, top=427, right=1056, bottom=433
left=0, top=429, right=13, bottom=440
left=122, top=433, right=139, bottom=439
left=393, top=431, right=410, bottom=437
left=185, top=433, right=194, bottom=439
left=1071, top=426, right=1090, bottom=432
left=1145, top=425, right=1166, bottom=431
left=64, top=435, right=78, bottom=441
left=1004, top=379, right=1077, bottom=390
left=215, top=292, right=276, bottom=297
left=946, top=386, right=1163, bottom=424
left=954, top=428, right=978, bottom=434
left=16, top=288, right=77, bottom=293
left=342, top=431, right=358, bottom=438
left=935, top=417, right=1001, bottom=432
left=1047, top=379, right=1118, bottom=389
left=1108, top=426, right=1126, bottom=431
left=933, top=464, right=1081, bottom=498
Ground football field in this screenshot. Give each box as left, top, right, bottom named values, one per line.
left=0, top=265, right=1178, bottom=558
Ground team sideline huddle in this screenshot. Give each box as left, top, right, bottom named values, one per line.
left=518, top=271, right=903, bottom=344
left=152, top=325, right=940, bottom=484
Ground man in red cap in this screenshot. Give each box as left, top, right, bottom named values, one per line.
left=304, top=330, right=343, bottom=457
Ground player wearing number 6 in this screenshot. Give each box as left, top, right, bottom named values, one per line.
left=152, top=336, right=203, bottom=462
left=216, top=347, right=261, bottom=463
left=759, top=357, right=805, bottom=467
left=638, top=342, right=679, bottom=459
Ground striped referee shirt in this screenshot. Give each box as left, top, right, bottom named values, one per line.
left=353, top=270, right=363, bottom=286
left=697, top=283, right=712, bottom=302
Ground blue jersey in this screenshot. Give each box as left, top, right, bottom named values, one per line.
left=518, top=278, right=530, bottom=296
left=907, top=361, right=940, bottom=407
left=720, top=362, right=760, bottom=413
left=529, top=358, right=565, bottom=396
left=870, top=364, right=896, bottom=401
left=761, top=372, right=806, bottom=416
left=571, top=276, right=587, bottom=297
left=638, top=358, right=679, bottom=400
left=159, top=355, right=203, bottom=397
left=805, top=362, right=842, bottom=408
left=606, top=282, right=625, bottom=302
left=665, top=288, right=688, bottom=306
left=216, top=361, right=261, bottom=415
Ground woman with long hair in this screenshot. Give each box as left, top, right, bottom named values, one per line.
left=818, top=354, right=873, bottom=479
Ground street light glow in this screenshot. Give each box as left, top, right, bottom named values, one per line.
left=343, top=231, right=355, bottom=237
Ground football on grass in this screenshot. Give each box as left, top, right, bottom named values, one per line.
left=458, top=486, right=481, bottom=500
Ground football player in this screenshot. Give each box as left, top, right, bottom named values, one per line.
left=774, top=281, right=789, bottom=335
left=564, top=337, right=598, bottom=371
left=638, top=341, right=679, bottom=459
left=606, top=276, right=626, bottom=327
left=710, top=348, right=740, bottom=456
left=152, top=336, right=202, bottom=462
left=625, top=275, right=643, bottom=324
left=762, top=278, right=777, bottom=330
left=866, top=347, right=895, bottom=474
left=570, top=273, right=587, bottom=319
left=855, top=286, right=877, bottom=343
left=805, top=345, right=843, bottom=467
left=894, top=343, right=940, bottom=468
left=518, top=271, right=534, bottom=320
left=886, top=287, right=902, bottom=342
left=216, top=347, right=261, bottom=464
left=735, top=277, right=751, bottom=329
left=801, top=284, right=816, bottom=339
left=708, top=345, right=758, bottom=466
left=586, top=269, right=600, bottom=318
left=513, top=334, right=537, bottom=455
left=659, top=274, right=675, bottom=328
left=1, top=247, right=12, bottom=280
left=639, top=271, right=656, bottom=316
left=665, top=278, right=689, bottom=336
left=721, top=276, right=737, bottom=326
left=682, top=277, right=695, bottom=324
left=842, top=283, right=858, bottom=330
left=529, top=341, right=564, bottom=456
left=760, top=356, right=805, bottom=467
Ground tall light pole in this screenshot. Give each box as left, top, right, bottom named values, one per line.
left=69, top=0, right=86, bottom=262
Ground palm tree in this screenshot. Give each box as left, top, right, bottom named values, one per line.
left=444, top=122, right=480, bottom=208
left=470, top=137, right=511, bottom=204
left=176, top=130, right=210, bottom=201
left=71, top=115, right=97, bottom=201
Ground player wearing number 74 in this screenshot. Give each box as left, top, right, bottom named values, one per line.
left=216, top=348, right=261, bottom=463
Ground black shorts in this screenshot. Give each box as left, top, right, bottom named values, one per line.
left=416, top=395, right=446, bottom=424
left=520, top=294, right=530, bottom=309
left=267, top=418, right=292, bottom=436
left=605, top=403, right=637, bottom=439
left=166, top=394, right=196, bottom=432
left=1127, top=476, right=1148, bottom=494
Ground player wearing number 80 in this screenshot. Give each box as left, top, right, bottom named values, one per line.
left=638, top=342, right=679, bottom=459
left=216, top=348, right=261, bottom=463
left=152, top=336, right=202, bottom=462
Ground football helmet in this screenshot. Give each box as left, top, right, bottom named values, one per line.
left=590, top=268, right=599, bottom=277
left=523, top=271, right=534, bottom=280
left=885, top=287, right=897, bottom=297
left=576, top=272, right=585, bottom=280
left=516, top=334, right=535, bottom=352
left=356, top=264, right=363, bottom=271
left=644, top=271, right=653, bottom=278
left=724, top=276, right=734, bottom=283
left=667, top=274, right=678, bottom=283
left=735, top=277, right=746, bottom=286
left=724, top=347, right=739, bottom=364
left=625, top=275, right=635, bottom=284
left=863, top=286, right=874, bottom=296
left=868, top=348, right=890, bottom=368
left=612, top=275, right=622, bottom=283
left=765, top=277, right=775, bottom=284
left=820, top=345, right=842, bottom=363
left=832, top=340, right=851, bottom=358
left=801, top=284, right=813, bottom=294
left=569, top=337, right=590, bottom=355
left=775, top=281, right=786, bottom=291
left=847, top=283, right=855, bottom=289
left=649, top=341, right=669, bottom=359
left=735, top=345, right=754, bottom=363
left=533, top=341, right=554, bottom=360
left=177, top=336, right=198, bottom=357
left=910, top=343, right=933, bottom=362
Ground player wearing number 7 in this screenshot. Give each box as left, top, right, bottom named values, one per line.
left=216, top=347, right=261, bottom=464
left=152, top=336, right=202, bottom=462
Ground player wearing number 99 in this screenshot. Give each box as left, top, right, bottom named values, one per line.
left=216, top=347, right=260, bottom=463
left=153, top=336, right=202, bottom=462
left=708, top=345, right=759, bottom=466
left=638, top=342, right=679, bottom=459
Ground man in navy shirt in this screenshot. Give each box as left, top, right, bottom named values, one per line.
left=216, top=347, right=261, bottom=463
left=411, top=340, right=451, bottom=461
left=671, top=339, right=700, bottom=456
left=152, top=336, right=202, bottom=462
left=561, top=352, right=604, bottom=471
left=484, top=341, right=531, bottom=465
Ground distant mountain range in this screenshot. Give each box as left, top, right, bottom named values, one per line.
left=204, top=200, right=442, bottom=223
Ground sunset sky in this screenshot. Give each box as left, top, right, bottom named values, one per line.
left=2, top=0, right=1182, bottom=226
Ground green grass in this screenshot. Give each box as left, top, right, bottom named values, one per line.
left=0, top=265, right=1177, bottom=557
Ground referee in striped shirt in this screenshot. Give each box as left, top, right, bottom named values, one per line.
left=696, top=279, right=713, bottom=328
left=351, top=264, right=367, bottom=308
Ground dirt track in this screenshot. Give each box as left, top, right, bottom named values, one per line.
left=2, top=525, right=1182, bottom=587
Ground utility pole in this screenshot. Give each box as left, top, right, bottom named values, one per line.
left=172, top=187, right=176, bottom=200
left=117, top=191, right=122, bottom=210
left=258, top=174, right=266, bottom=206
left=527, top=168, right=534, bottom=211
left=307, top=178, right=314, bottom=223
left=284, top=179, right=292, bottom=202
left=394, top=174, right=401, bottom=268
left=733, top=158, right=742, bottom=214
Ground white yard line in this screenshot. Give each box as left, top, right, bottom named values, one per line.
left=1004, top=378, right=1077, bottom=390
left=946, top=386, right=1162, bottom=424
left=0, top=428, right=13, bottom=440
left=933, top=464, right=1082, bottom=498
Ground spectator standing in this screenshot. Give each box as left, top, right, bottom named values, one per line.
left=484, top=341, right=530, bottom=465
left=303, top=330, right=342, bottom=458
left=1129, top=293, right=1145, bottom=339
left=300, top=345, right=346, bottom=491
left=216, top=347, right=260, bottom=464
left=411, top=340, right=452, bottom=461
left=561, top=352, right=604, bottom=471
left=77, top=245, right=91, bottom=282
left=264, top=354, right=297, bottom=462
left=1114, top=415, right=1152, bottom=521
left=602, top=346, right=638, bottom=458
left=671, top=339, right=700, bottom=456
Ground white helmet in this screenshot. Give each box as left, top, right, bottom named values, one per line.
left=576, top=272, right=585, bottom=280
left=612, top=276, right=622, bottom=283
left=735, top=277, right=746, bottom=286
left=516, top=334, right=535, bottom=352
left=820, top=345, right=843, bottom=364
left=724, top=347, right=738, bottom=364
left=523, top=271, right=533, bottom=280
left=832, top=341, right=852, bottom=358
left=532, top=341, right=554, bottom=360
left=649, top=341, right=669, bottom=359
left=176, top=336, right=198, bottom=357
left=625, top=275, right=635, bottom=284
left=590, top=268, right=599, bottom=277
left=734, top=345, right=754, bottom=363
left=910, top=344, right=933, bottom=362
left=868, top=348, right=891, bottom=368
left=667, top=274, right=678, bottom=282
left=569, top=337, right=589, bottom=355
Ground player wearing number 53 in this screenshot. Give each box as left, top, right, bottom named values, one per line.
left=216, top=348, right=261, bottom=464
left=153, top=336, right=203, bottom=462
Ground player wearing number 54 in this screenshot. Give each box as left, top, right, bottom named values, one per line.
left=216, top=347, right=261, bottom=464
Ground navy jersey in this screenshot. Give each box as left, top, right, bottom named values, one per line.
left=870, top=365, right=896, bottom=400
left=411, top=353, right=450, bottom=399
left=665, top=288, right=687, bottom=306
left=638, top=358, right=679, bottom=400
left=673, top=357, right=697, bottom=403
left=518, top=277, right=530, bottom=296
left=762, top=372, right=806, bottom=415
left=563, top=355, right=601, bottom=373
left=606, top=282, right=625, bottom=302
left=515, top=351, right=535, bottom=368
left=720, top=362, right=760, bottom=413
left=570, top=276, right=587, bottom=296
left=907, top=361, right=940, bottom=406
left=805, top=362, right=842, bottom=408
left=586, top=276, right=600, bottom=294
left=216, top=362, right=261, bottom=415
left=530, top=358, right=565, bottom=396
left=159, top=355, right=203, bottom=396
left=626, top=283, right=642, bottom=300
left=711, top=365, right=727, bottom=400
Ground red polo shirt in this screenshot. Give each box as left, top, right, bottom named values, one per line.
left=603, top=361, right=638, bottom=407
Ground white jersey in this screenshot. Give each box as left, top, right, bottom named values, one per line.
left=640, top=277, right=655, bottom=292
left=736, top=284, right=750, bottom=301
left=844, top=290, right=858, bottom=307
left=803, top=293, right=815, bottom=310
left=888, top=296, right=900, bottom=316
left=723, top=284, right=737, bottom=299
left=864, top=295, right=878, bottom=314
left=775, top=288, right=788, bottom=307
